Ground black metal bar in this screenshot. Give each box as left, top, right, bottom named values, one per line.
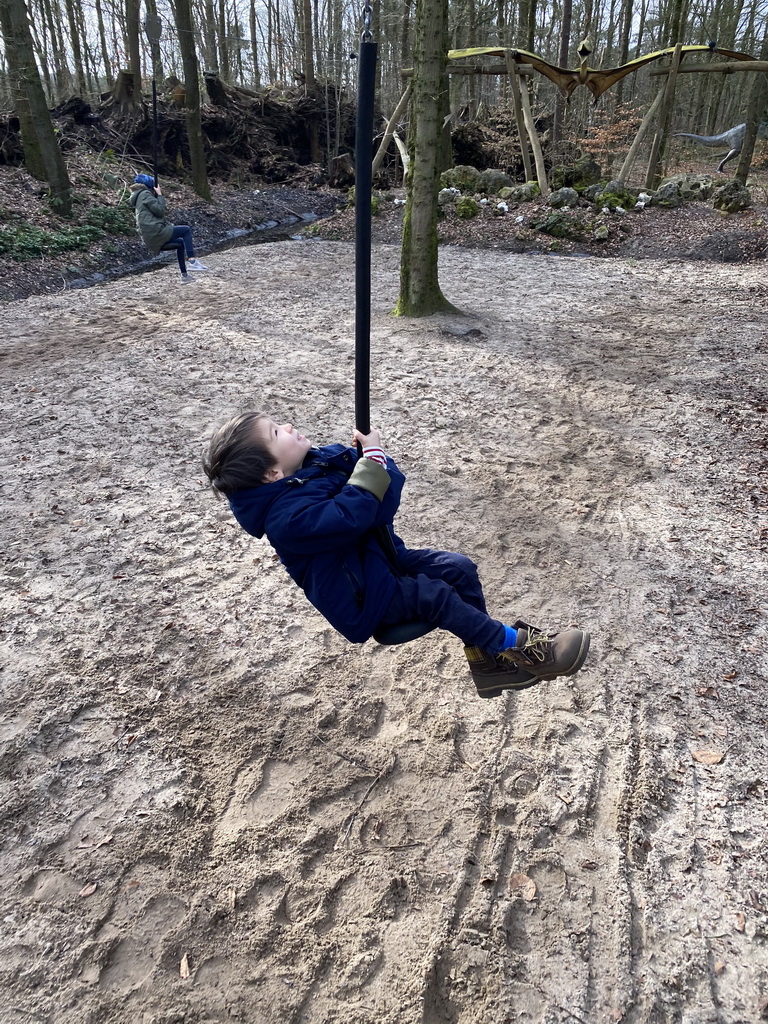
left=354, top=38, right=377, bottom=436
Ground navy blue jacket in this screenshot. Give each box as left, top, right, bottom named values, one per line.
left=228, top=445, right=407, bottom=642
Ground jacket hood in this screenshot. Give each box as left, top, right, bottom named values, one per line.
left=228, top=477, right=291, bottom=539
left=129, top=183, right=150, bottom=207
left=227, top=445, right=353, bottom=539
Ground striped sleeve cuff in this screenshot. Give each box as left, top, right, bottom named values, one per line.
left=362, top=446, right=387, bottom=467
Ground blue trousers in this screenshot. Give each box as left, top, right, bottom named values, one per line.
left=377, top=548, right=507, bottom=652
left=160, top=226, right=195, bottom=272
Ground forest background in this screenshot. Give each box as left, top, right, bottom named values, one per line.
left=1, top=0, right=768, bottom=213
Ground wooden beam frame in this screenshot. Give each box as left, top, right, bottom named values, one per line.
left=649, top=60, right=768, bottom=75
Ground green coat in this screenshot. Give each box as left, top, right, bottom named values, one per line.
left=130, top=184, right=174, bottom=253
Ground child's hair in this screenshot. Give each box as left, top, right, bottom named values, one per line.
left=202, top=412, right=276, bottom=496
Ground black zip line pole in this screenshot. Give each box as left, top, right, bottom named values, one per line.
left=353, top=5, right=434, bottom=644
left=354, top=8, right=376, bottom=437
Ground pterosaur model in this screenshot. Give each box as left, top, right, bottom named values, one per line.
left=447, top=41, right=756, bottom=101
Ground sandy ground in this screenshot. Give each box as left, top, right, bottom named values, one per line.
left=1, top=240, right=767, bottom=1024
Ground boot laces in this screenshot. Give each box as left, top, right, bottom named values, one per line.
left=522, top=626, right=551, bottom=663
left=498, top=625, right=551, bottom=664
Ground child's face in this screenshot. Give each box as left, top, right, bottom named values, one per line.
left=256, top=416, right=312, bottom=480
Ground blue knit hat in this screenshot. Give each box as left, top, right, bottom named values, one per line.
left=134, top=173, right=155, bottom=187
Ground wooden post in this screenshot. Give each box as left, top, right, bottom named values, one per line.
left=506, top=51, right=534, bottom=182
left=645, top=42, right=683, bottom=190
left=372, top=82, right=412, bottom=175
left=619, top=85, right=665, bottom=183
left=515, top=64, right=548, bottom=193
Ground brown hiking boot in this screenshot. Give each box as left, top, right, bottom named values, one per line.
left=498, top=620, right=590, bottom=680
left=464, top=646, right=541, bottom=699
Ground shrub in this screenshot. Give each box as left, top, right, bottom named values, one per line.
left=455, top=196, right=480, bottom=219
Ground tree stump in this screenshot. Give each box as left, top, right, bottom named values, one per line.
left=101, top=69, right=144, bottom=112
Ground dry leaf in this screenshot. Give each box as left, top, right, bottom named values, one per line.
left=78, top=882, right=98, bottom=898
left=692, top=749, right=724, bottom=765
left=581, top=860, right=598, bottom=871
left=734, top=912, right=746, bottom=933
left=180, top=953, right=191, bottom=978
left=508, top=872, right=537, bottom=901
left=713, top=960, right=726, bottom=974
left=722, top=671, right=737, bottom=680
left=696, top=686, right=718, bottom=699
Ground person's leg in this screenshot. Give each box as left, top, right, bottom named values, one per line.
left=160, top=238, right=187, bottom=274
left=169, top=225, right=195, bottom=258
left=378, top=549, right=590, bottom=698
left=377, top=571, right=506, bottom=652
left=397, top=548, right=488, bottom=613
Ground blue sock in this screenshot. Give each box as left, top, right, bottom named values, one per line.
left=493, top=625, right=517, bottom=653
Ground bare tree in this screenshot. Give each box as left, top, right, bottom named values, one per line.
left=735, top=29, right=768, bottom=183
left=396, top=0, right=458, bottom=316
left=0, top=0, right=72, bottom=212
left=173, top=0, right=212, bottom=199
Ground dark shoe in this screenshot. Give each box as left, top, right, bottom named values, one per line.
left=464, top=645, right=541, bottom=699
left=499, top=620, right=590, bottom=680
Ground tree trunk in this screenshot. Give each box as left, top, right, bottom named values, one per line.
left=174, top=0, right=211, bottom=199
left=395, top=0, right=458, bottom=317
left=64, top=0, right=87, bottom=95
left=614, top=0, right=633, bottom=107
left=735, top=31, right=768, bottom=184
left=0, top=0, right=72, bottom=213
left=101, top=67, right=143, bottom=109
left=299, top=0, right=315, bottom=88
left=124, top=0, right=142, bottom=102
left=249, top=0, right=261, bottom=86
left=27, top=3, right=54, bottom=99
left=95, top=0, right=113, bottom=88
left=217, top=0, right=230, bottom=81
left=202, top=0, right=217, bottom=72
left=40, top=0, right=71, bottom=100
left=0, top=0, right=47, bottom=178
left=552, top=0, right=572, bottom=147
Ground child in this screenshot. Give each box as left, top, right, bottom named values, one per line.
left=130, top=174, right=209, bottom=283
left=202, top=413, right=590, bottom=698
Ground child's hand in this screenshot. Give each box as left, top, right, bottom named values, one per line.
left=353, top=427, right=382, bottom=450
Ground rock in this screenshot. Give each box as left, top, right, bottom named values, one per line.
left=653, top=182, right=682, bottom=208
left=477, top=168, right=514, bottom=194
left=594, top=224, right=610, bottom=241
left=547, top=187, right=580, bottom=209
left=549, top=156, right=602, bottom=189
left=659, top=173, right=716, bottom=202
left=438, top=187, right=460, bottom=207
left=593, top=180, right=637, bottom=210
left=440, top=165, right=481, bottom=192
left=498, top=182, right=540, bottom=204
left=711, top=180, right=752, bottom=213
left=532, top=210, right=587, bottom=240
